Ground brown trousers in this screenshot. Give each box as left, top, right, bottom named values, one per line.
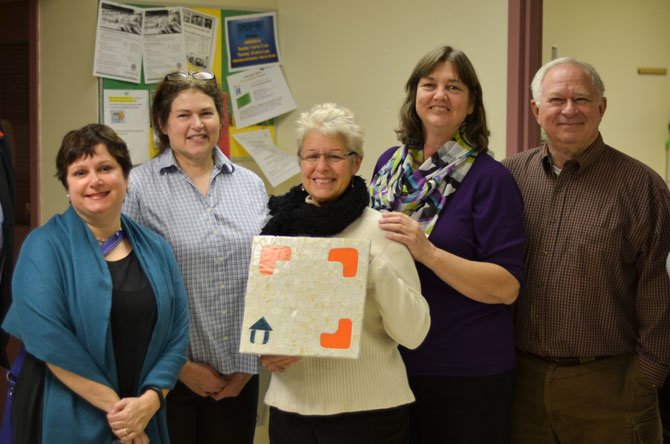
left=512, top=351, right=662, bottom=444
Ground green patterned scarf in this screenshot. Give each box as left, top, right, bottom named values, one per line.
left=369, top=130, right=478, bottom=235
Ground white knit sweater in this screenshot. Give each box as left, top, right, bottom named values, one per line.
left=263, top=207, right=430, bottom=415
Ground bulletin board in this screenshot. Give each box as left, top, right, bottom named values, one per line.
left=98, top=5, right=276, bottom=162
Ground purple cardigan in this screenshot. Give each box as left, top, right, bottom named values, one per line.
left=373, top=148, right=525, bottom=376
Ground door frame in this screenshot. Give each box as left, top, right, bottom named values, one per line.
left=506, top=0, right=542, bottom=156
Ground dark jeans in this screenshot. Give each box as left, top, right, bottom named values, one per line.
left=512, top=352, right=661, bottom=444
left=659, top=375, right=670, bottom=444
left=269, top=404, right=411, bottom=444
left=166, top=375, right=259, bottom=444
left=407, top=369, right=516, bottom=444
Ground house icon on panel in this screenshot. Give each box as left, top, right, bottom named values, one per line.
left=249, top=317, right=273, bottom=344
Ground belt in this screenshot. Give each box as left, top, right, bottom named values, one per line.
left=519, top=349, right=611, bottom=366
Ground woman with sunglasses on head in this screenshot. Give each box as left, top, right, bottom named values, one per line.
left=123, top=71, right=268, bottom=444
left=259, top=103, right=430, bottom=444
left=3, top=124, right=189, bottom=443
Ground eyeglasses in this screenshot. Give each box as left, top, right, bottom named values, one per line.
left=298, top=151, right=357, bottom=164
left=164, top=71, right=216, bottom=82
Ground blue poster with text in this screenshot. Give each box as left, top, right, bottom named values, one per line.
left=226, top=13, right=280, bottom=71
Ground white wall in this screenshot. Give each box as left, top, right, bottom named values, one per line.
left=274, top=0, right=509, bottom=183
left=543, top=0, right=670, bottom=179
left=40, top=0, right=100, bottom=221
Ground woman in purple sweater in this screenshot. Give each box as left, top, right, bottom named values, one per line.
left=370, top=46, right=525, bottom=444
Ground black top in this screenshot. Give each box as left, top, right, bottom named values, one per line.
left=108, top=250, right=157, bottom=398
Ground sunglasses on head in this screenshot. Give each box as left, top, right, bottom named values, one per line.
left=164, top=71, right=216, bottom=82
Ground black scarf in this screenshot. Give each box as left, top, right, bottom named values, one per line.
left=261, top=176, right=369, bottom=237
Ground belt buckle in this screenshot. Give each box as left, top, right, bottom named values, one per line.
left=554, top=357, right=580, bottom=366
left=554, top=356, right=596, bottom=366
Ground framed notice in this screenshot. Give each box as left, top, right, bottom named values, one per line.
left=225, top=12, right=280, bottom=72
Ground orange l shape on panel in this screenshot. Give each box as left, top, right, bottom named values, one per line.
left=320, top=318, right=353, bottom=349
left=327, top=248, right=358, bottom=277
left=259, top=246, right=292, bottom=275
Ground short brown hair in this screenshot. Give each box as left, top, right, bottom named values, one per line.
left=151, top=74, right=225, bottom=153
left=397, top=46, right=489, bottom=151
left=55, top=124, right=131, bottom=189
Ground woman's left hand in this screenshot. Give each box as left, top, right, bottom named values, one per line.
left=378, top=212, right=436, bottom=264
left=107, top=391, right=159, bottom=441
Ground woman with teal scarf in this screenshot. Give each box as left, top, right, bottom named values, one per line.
left=2, top=124, right=189, bottom=443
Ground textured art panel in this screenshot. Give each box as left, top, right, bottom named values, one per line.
left=240, top=235, right=370, bottom=358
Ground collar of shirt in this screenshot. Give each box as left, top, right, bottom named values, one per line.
left=541, top=133, right=607, bottom=176
left=155, top=146, right=236, bottom=175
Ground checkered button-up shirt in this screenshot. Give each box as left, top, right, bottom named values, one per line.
left=123, top=148, right=268, bottom=374
left=502, top=135, right=670, bottom=386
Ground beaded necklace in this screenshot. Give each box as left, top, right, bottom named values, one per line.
left=97, top=228, right=125, bottom=256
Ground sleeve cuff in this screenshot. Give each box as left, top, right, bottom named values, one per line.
left=638, top=354, right=669, bottom=388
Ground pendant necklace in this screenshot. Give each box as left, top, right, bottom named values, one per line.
left=97, top=228, right=125, bottom=256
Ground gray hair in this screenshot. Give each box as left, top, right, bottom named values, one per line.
left=531, top=57, right=605, bottom=104
left=295, top=103, right=364, bottom=157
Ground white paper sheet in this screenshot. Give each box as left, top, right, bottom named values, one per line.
left=103, top=89, right=150, bottom=165
left=93, top=1, right=144, bottom=83
left=183, top=8, right=218, bottom=72
left=142, top=7, right=188, bottom=83
left=226, top=66, right=296, bottom=129
left=233, top=129, right=299, bottom=187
